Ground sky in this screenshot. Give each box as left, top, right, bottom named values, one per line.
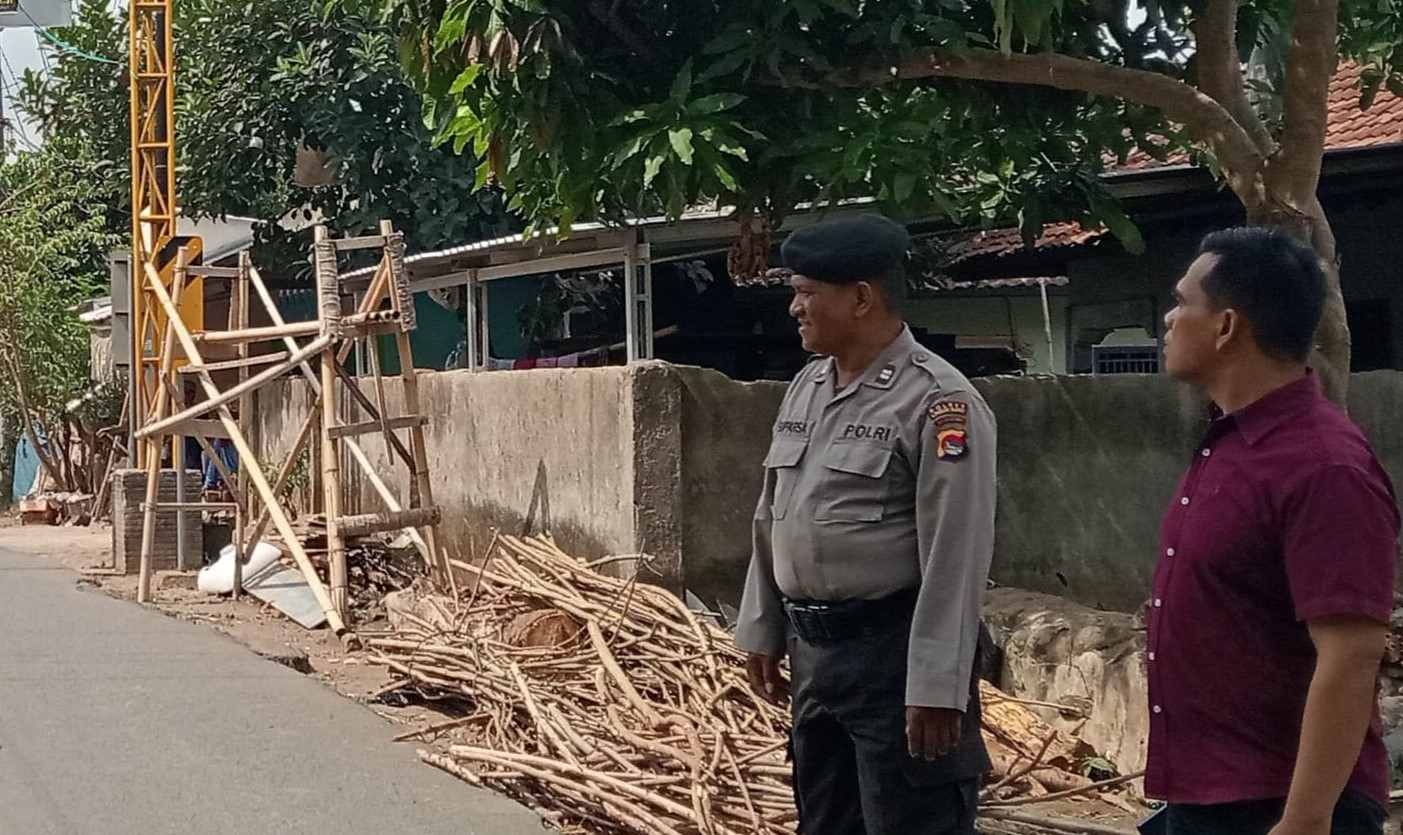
left=1, top=24, right=49, bottom=149
left=0, top=1, right=124, bottom=150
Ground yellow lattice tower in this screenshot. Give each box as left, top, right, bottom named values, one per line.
left=129, top=0, right=202, bottom=450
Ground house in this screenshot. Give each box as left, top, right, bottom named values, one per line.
left=929, top=63, right=1403, bottom=375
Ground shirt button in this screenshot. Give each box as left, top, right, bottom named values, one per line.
left=1148, top=652, right=1156, bottom=661
left=1153, top=705, right=1163, bottom=715
left=1153, top=598, right=1162, bottom=608
left=1166, top=547, right=1176, bottom=557
left=1180, top=497, right=1190, bottom=506
left=1201, top=448, right=1212, bottom=458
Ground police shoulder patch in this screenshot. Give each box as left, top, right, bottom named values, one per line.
left=928, top=397, right=970, bottom=460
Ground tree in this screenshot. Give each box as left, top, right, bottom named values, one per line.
left=382, top=0, right=1403, bottom=398
left=19, top=0, right=515, bottom=271
left=0, top=141, right=124, bottom=495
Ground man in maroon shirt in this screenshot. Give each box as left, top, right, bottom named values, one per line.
left=1149, top=227, right=1398, bottom=835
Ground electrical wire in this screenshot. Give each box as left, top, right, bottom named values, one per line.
left=36, top=31, right=51, bottom=73
left=0, top=51, right=42, bottom=152
left=16, top=1, right=120, bottom=65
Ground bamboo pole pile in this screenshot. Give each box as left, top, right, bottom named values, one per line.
left=365, top=535, right=1135, bottom=835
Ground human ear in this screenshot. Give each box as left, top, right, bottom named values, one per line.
left=1215, top=308, right=1240, bottom=352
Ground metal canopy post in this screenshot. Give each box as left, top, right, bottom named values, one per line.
left=465, top=272, right=485, bottom=371
left=640, top=241, right=655, bottom=360
left=623, top=237, right=639, bottom=362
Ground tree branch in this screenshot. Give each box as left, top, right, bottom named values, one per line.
left=809, top=48, right=1267, bottom=208
left=585, top=1, right=661, bottom=63
left=1193, top=0, right=1276, bottom=155
left=1269, top=0, right=1338, bottom=209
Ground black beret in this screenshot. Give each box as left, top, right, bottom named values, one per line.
left=781, top=215, right=911, bottom=284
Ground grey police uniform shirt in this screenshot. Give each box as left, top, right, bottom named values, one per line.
left=734, top=326, right=997, bottom=712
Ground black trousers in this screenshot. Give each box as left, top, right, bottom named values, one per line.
left=787, top=616, right=989, bottom=835
left=1162, top=789, right=1386, bottom=835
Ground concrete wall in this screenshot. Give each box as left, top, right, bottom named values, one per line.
left=252, top=364, right=679, bottom=585
left=250, top=363, right=1403, bottom=615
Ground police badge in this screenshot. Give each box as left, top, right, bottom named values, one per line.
left=928, top=399, right=970, bottom=459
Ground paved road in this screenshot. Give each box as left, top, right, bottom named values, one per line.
left=0, top=545, right=544, bottom=835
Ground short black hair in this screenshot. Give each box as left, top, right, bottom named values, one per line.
left=1196, top=226, right=1326, bottom=363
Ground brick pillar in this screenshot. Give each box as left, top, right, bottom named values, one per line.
left=111, top=468, right=204, bottom=573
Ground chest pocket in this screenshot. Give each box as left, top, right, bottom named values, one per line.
left=815, top=442, right=892, bottom=522
left=763, top=438, right=807, bottom=520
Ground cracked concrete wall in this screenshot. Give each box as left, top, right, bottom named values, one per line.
left=981, top=371, right=1403, bottom=611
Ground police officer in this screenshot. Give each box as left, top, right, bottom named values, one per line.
left=735, top=214, right=996, bottom=835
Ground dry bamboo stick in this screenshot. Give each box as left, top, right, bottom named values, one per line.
left=135, top=334, right=333, bottom=441
left=982, top=771, right=1146, bottom=809
left=589, top=620, right=664, bottom=728
left=510, top=663, right=581, bottom=767
left=241, top=260, right=428, bottom=567
left=445, top=746, right=711, bottom=830
left=191, top=320, right=322, bottom=344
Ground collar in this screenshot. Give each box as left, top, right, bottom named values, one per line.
left=814, top=326, right=918, bottom=391
left=1219, top=371, right=1323, bottom=447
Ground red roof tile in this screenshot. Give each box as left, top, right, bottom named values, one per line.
left=944, top=223, right=1103, bottom=263
left=957, top=63, right=1403, bottom=262
left=1118, top=62, right=1403, bottom=172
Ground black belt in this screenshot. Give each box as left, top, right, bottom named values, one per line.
left=782, top=587, right=919, bottom=644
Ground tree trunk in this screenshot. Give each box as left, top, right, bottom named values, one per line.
left=1246, top=196, right=1350, bottom=404
left=0, top=412, right=16, bottom=510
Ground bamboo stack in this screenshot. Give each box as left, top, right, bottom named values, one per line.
left=365, top=535, right=1136, bottom=835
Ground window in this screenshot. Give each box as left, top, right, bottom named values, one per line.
left=1092, top=345, right=1160, bottom=374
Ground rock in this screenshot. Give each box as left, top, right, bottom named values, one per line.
left=983, top=588, right=1149, bottom=774
left=157, top=571, right=199, bottom=591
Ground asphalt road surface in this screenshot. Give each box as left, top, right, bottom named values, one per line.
left=0, top=544, right=544, bottom=835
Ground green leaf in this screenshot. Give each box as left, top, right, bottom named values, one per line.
left=1093, top=199, right=1145, bottom=255
left=432, top=13, right=468, bottom=55
left=698, top=50, right=749, bottom=83
left=687, top=93, right=746, bottom=116
left=643, top=154, right=665, bottom=187
left=716, top=141, right=749, bottom=161
left=448, top=64, right=482, bottom=94
left=702, top=28, right=752, bottom=55
left=668, top=128, right=695, bottom=165
left=612, top=133, right=649, bottom=167
left=712, top=160, right=740, bottom=191
left=670, top=60, right=694, bottom=105
left=893, top=173, right=917, bottom=203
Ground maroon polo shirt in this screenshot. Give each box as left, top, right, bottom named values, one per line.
left=1146, top=373, right=1399, bottom=807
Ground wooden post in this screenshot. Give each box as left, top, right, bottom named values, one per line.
left=239, top=263, right=392, bottom=551
left=381, top=219, right=446, bottom=579
left=173, top=250, right=190, bottom=570
left=316, top=226, right=349, bottom=621
left=234, top=251, right=252, bottom=598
